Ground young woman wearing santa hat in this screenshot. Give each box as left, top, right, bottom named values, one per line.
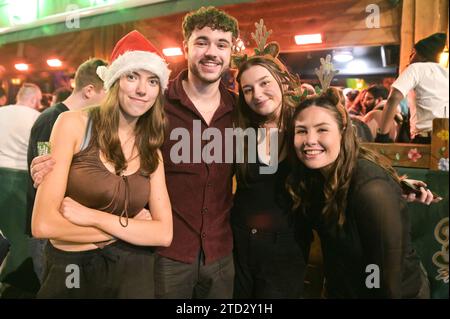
left=32, top=30, right=172, bottom=298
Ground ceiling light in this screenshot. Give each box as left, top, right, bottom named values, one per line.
left=14, top=63, right=29, bottom=71
left=333, top=51, right=353, bottom=63
left=162, top=47, right=183, bottom=57
left=47, top=58, right=62, bottom=67
left=11, top=78, right=22, bottom=85
left=294, top=34, right=322, bottom=45
left=346, top=59, right=368, bottom=73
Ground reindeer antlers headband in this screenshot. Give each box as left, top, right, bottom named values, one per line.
left=314, top=54, right=339, bottom=94
left=313, top=55, right=347, bottom=126
left=231, top=19, right=281, bottom=69
left=233, top=19, right=305, bottom=101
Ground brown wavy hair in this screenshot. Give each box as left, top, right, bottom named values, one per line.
left=234, top=57, right=298, bottom=185
left=88, top=79, right=165, bottom=177
left=286, top=87, right=401, bottom=226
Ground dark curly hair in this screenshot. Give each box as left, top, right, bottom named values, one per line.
left=182, top=6, right=239, bottom=41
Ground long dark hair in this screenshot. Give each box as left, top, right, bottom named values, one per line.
left=234, top=56, right=298, bottom=185
left=286, top=87, right=401, bottom=226
left=89, top=79, right=165, bottom=177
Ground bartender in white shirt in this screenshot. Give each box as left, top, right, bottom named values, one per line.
left=376, top=32, right=448, bottom=144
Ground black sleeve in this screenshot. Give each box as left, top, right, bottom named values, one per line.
left=26, top=114, right=54, bottom=235
left=353, top=178, right=405, bottom=298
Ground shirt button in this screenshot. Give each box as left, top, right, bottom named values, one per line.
left=251, top=228, right=257, bottom=235
left=201, top=232, right=206, bottom=238
left=202, top=208, right=208, bottom=214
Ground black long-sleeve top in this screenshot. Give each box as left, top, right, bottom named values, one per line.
left=308, top=159, right=424, bottom=298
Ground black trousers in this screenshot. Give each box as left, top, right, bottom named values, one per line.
left=154, top=251, right=234, bottom=299
left=37, top=241, right=155, bottom=299
left=232, top=224, right=309, bottom=299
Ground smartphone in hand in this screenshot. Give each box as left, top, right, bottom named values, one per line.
left=401, top=180, right=440, bottom=199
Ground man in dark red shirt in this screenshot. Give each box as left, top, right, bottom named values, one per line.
left=29, top=6, right=239, bottom=299
left=154, top=6, right=239, bottom=299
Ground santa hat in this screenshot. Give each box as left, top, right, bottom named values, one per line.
left=96, top=30, right=170, bottom=91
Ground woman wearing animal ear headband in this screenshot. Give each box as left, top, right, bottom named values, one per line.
left=231, top=20, right=311, bottom=299
left=286, top=87, right=431, bottom=298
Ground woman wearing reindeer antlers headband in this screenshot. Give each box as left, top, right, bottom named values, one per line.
left=231, top=20, right=311, bottom=299
left=286, top=85, right=432, bottom=298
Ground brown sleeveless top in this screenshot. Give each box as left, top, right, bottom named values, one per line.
left=65, top=118, right=149, bottom=223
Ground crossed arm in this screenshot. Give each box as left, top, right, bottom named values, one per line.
left=32, top=112, right=172, bottom=247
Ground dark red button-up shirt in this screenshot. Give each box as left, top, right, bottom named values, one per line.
left=158, top=70, right=235, bottom=264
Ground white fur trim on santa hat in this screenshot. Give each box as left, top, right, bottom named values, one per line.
left=99, top=50, right=170, bottom=91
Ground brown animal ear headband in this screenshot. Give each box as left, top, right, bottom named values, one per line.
left=232, top=19, right=282, bottom=69
left=232, top=19, right=304, bottom=102
left=314, top=54, right=339, bottom=93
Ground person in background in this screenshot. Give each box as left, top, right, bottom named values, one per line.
left=348, top=89, right=367, bottom=116
left=0, top=83, right=42, bottom=171
left=0, top=229, right=9, bottom=269
left=0, top=87, right=7, bottom=106
left=376, top=33, right=449, bottom=144
left=362, top=85, right=399, bottom=142
left=31, top=30, right=172, bottom=298
left=287, top=88, right=434, bottom=298
left=361, top=85, right=388, bottom=114
left=344, top=89, right=359, bottom=110
left=26, top=58, right=107, bottom=285
left=38, top=93, right=53, bottom=112
left=0, top=83, right=42, bottom=295
left=382, top=77, right=395, bottom=92
left=51, top=87, right=73, bottom=106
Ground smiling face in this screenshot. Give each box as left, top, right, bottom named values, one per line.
left=239, top=64, right=283, bottom=118
left=362, top=91, right=378, bottom=112
left=118, top=69, right=160, bottom=118
left=294, top=106, right=342, bottom=172
left=184, top=26, right=232, bottom=84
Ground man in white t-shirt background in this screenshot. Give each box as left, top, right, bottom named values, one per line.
left=0, top=83, right=42, bottom=170
left=0, top=83, right=41, bottom=296
left=376, top=32, right=448, bottom=144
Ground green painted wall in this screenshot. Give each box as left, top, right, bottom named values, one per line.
left=0, top=0, right=253, bottom=45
